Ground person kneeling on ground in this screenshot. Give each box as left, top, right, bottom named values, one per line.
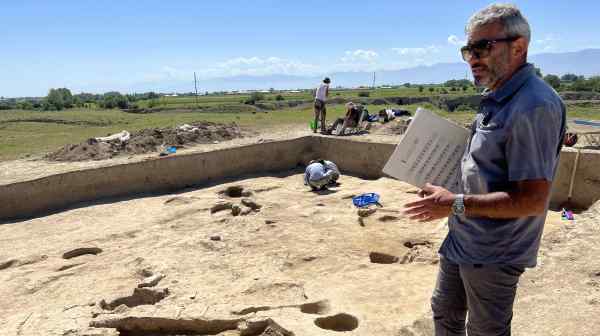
left=323, top=160, right=340, bottom=185
left=378, top=108, right=396, bottom=123
left=327, top=102, right=363, bottom=135
left=304, top=159, right=338, bottom=190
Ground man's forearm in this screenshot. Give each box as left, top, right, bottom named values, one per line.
left=464, top=191, right=547, bottom=218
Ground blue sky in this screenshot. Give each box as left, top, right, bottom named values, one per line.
left=1, top=0, right=599, bottom=97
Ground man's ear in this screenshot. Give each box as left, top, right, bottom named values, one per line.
left=512, top=37, right=528, bottom=59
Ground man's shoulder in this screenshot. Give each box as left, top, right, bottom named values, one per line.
left=504, top=75, right=565, bottom=128
left=516, top=75, right=563, bottom=108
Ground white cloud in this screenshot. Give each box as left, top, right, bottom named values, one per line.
left=212, top=56, right=319, bottom=77
left=141, top=66, right=188, bottom=82
left=391, top=45, right=440, bottom=56
left=533, top=34, right=559, bottom=52
left=340, top=49, right=379, bottom=63
left=387, top=44, right=450, bottom=68
left=161, top=66, right=185, bottom=78
left=447, top=35, right=465, bottom=46
left=333, top=49, right=381, bottom=72
left=143, top=57, right=321, bottom=83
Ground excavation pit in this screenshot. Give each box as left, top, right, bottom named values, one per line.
left=1, top=136, right=600, bottom=336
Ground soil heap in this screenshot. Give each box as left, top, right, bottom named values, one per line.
left=46, top=122, right=243, bottom=162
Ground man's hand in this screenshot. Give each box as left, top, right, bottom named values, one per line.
left=403, top=183, right=456, bottom=222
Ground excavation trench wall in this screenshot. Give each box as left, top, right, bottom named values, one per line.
left=0, top=137, right=314, bottom=221
left=0, top=137, right=599, bottom=221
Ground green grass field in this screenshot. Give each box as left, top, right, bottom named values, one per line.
left=135, top=86, right=476, bottom=109
left=0, top=103, right=427, bottom=160
left=1, top=88, right=599, bottom=161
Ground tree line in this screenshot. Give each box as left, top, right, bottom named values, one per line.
left=0, top=89, right=160, bottom=111
left=2, top=74, right=599, bottom=111
left=542, top=73, right=600, bottom=92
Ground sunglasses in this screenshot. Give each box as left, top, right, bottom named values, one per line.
left=460, top=36, right=519, bottom=61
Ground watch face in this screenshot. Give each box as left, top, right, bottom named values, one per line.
left=452, top=198, right=465, bottom=215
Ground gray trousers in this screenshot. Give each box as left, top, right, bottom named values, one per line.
left=314, top=99, right=327, bottom=133
left=431, top=258, right=524, bottom=336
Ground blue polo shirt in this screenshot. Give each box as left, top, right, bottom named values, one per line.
left=439, top=63, right=566, bottom=267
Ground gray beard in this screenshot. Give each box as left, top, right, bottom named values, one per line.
left=474, top=45, right=512, bottom=89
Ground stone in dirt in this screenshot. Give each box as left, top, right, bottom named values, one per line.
left=210, top=201, right=233, bottom=214
left=231, top=205, right=242, bottom=216
left=220, top=185, right=252, bottom=198
left=99, top=287, right=169, bottom=311
left=241, top=198, right=262, bottom=210
left=138, top=273, right=165, bottom=288
left=62, top=247, right=103, bottom=259
left=357, top=207, right=377, bottom=218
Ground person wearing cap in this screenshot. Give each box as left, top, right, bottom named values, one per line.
left=402, top=4, right=565, bottom=335
left=314, top=77, right=331, bottom=133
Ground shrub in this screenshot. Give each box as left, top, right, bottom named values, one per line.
left=358, top=91, right=370, bottom=97
left=100, top=92, right=130, bottom=109
left=148, top=99, right=159, bottom=108
left=275, top=94, right=285, bottom=101
left=0, top=101, right=13, bottom=110
left=16, top=101, right=34, bottom=110
left=44, top=88, right=73, bottom=110
left=244, top=91, right=265, bottom=105
left=543, top=74, right=561, bottom=90
left=454, top=103, right=474, bottom=112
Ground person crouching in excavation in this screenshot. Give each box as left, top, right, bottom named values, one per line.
left=304, top=159, right=337, bottom=191
left=323, top=160, right=340, bottom=185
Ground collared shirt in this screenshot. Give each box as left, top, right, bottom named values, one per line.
left=440, top=63, right=566, bottom=267
left=315, top=83, right=329, bottom=102
left=304, top=162, right=328, bottom=185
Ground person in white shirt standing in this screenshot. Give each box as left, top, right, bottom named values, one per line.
left=314, top=77, right=331, bottom=133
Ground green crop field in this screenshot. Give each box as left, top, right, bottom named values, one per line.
left=135, top=86, right=476, bottom=109
left=1, top=86, right=599, bottom=161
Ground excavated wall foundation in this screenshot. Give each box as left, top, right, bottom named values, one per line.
left=0, top=136, right=598, bottom=221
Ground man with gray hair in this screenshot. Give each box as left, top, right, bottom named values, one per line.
left=403, top=4, right=565, bottom=335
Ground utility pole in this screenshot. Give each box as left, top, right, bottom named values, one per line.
left=194, top=72, right=199, bottom=105
left=372, top=72, right=376, bottom=89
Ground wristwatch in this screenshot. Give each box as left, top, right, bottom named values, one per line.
left=452, top=194, right=465, bottom=215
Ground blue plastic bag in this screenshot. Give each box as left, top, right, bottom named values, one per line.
left=352, top=193, right=380, bottom=208
left=167, top=146, right=177, bottom=154
left=367, top=115, right=379, bottom=122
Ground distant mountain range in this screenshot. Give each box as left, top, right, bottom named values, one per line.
left=134, top=49, right=600, bottom=93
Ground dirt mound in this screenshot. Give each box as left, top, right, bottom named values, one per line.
left=46, top=122, right=243, bottom=162
left=369, top=118, right=412, bottom=135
